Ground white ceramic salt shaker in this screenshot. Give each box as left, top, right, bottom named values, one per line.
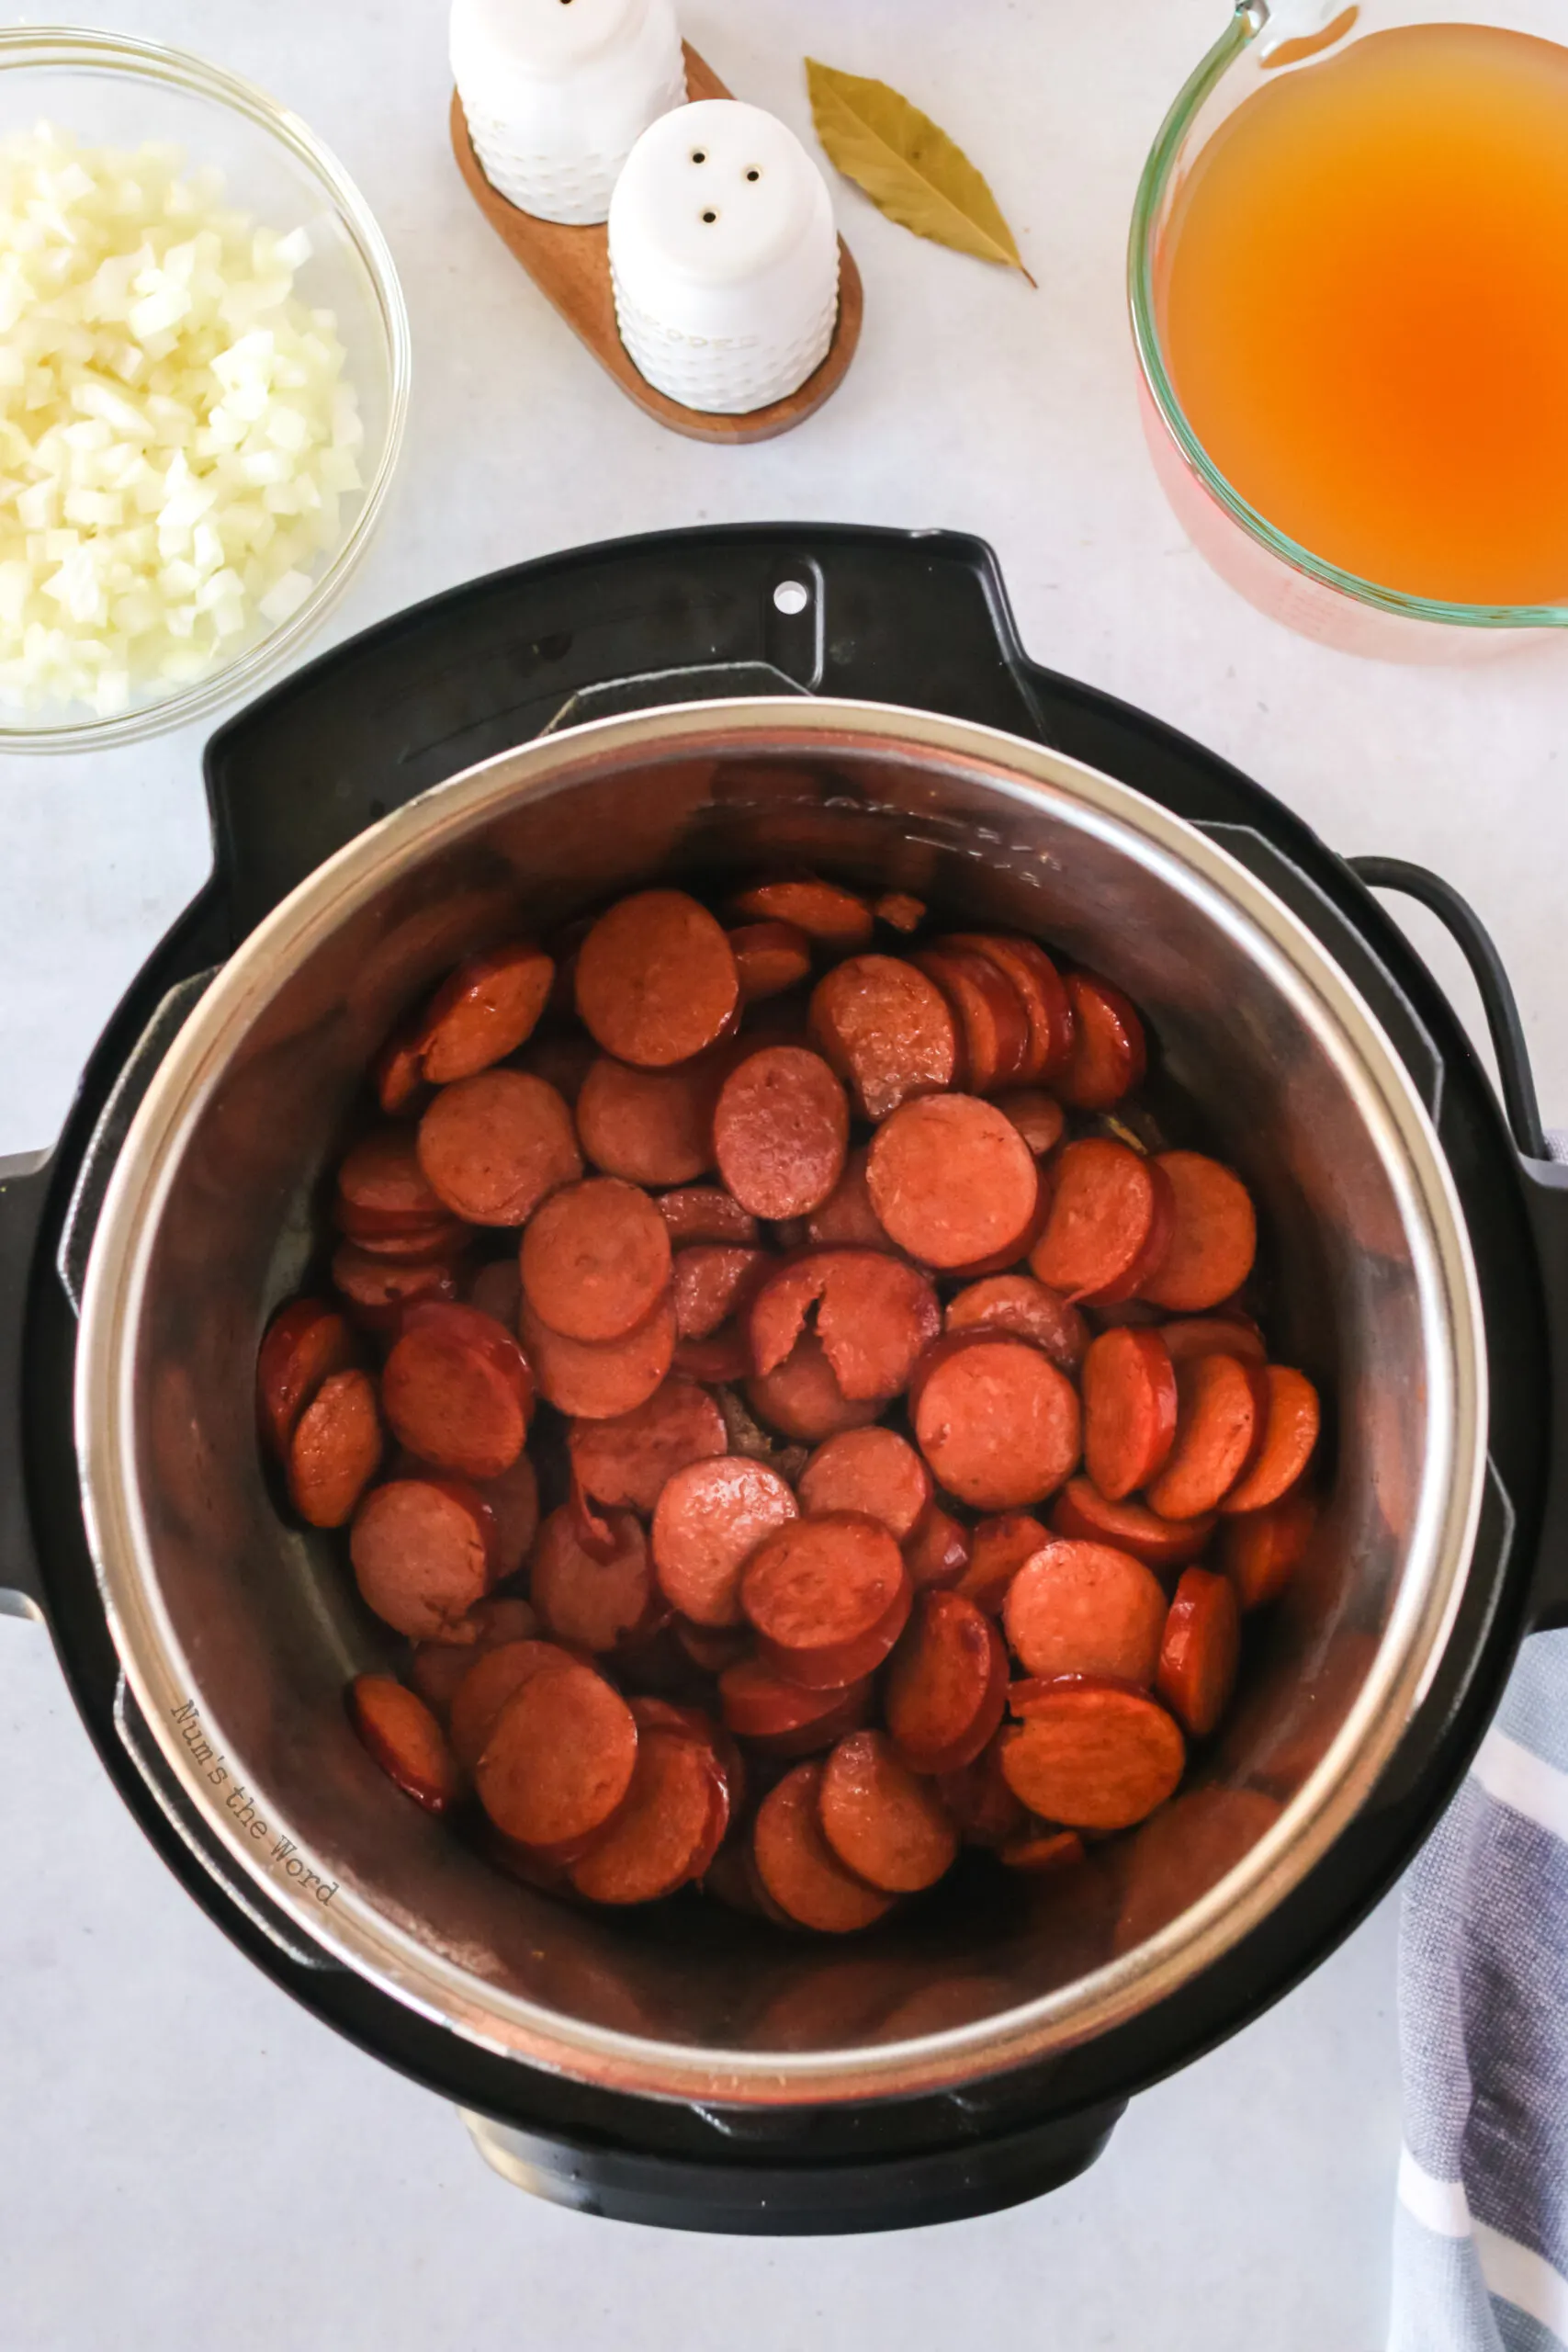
left=608, top=99, right=840, bottom=414
left=451, top=0, right=686, bottom=227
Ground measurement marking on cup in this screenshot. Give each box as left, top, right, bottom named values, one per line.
left=169, top=1698, right=338, bottom=1905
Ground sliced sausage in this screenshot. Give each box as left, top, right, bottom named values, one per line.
left=874, top=890, right=926, bottom=934
left=520, top=1289, right=676, bottom=1419
left=568, top=1377, right=727, bottom=1513
left=1156, top=1566, right=1241, bottom=1737
left=913, top=1334, right=1081, bottom=1510
left=1219, top=1366, right=1320, bottom=1514
left=1082, top=1326, right=1179, bottom=1500
left=477, top=1453, right=540, bottom=1580
left=1057, top=971, right=1147, bottom=1109
left=286, top=1367, right=382, bottom=1527
left=674, top=1324, right=753, bottom=1383
left=575, top=889, right=739, bottom=1068
left=416, top=940, right=555, bottom=1084
left=936, top=1740, right=1028, bottom=1849
left=332, top=1243, right=457, bottom=1334
left=818, top=1730, right=959, bottom=1894
left=530, top=1504, right=661, bottom=1652
left=417, top=1070, right=581, bottom=1227
left=654, top=1185, right=760, bottom=1247
left=712, top=1046, right=850, bottom=1221
left=347, top=1676, right=459, bottom=1813
left=867, top=1094, right=1039, bottom=1269
left=807, top=955, right=959, bottom=1121
left=334, top=1126, right=447, bottom=1237
left=718, top=1655, right=874, bottom=1750
left=519, top=1176, right=671, bottom=1343
left=256, top=1297, right=355, bottom=1458
left=1145, top=1351, right=1269, bottom=1521
left=1137, top=1151, right=1258, bottom=1313
left=798, top=1427, right=931, bottom=1543
left=904, top=1505, right=972, bottom=1592
left=1001, top=1679, right=1184, bottom=1830
left=475, top=1659, right=639, bottom=1849
left=1028, top=1137, right=1173, bottom=1305
left=651, top=1457, right=799, bottom=1628
left=940, top=935, right=1073, bottom=1084
left=344, top=1216, right=471, bottom=1263
left=515, top=1028, right=597, bottom=1107
left=730, top=877, right=874, bottom=952
left=382, top=1301, right=534, bottom=1478
left=351, top=1475, right=495, bottom=1638
left=466, top=1254, right=521, bottom=1329
left=1160, top=1311, right=1267, bottom=1366
left=883, top=1589, right=1008, bottom=1774
left=744, top=1331, right=881, bottom=1442
left=750, top=1760, right=895, bottom=1932
left=749, top=1247, right=941, bottom=1401
left=1050, top=1476, right=1215, bottom=1570
left=371, top=1018, right=429, bottom=1120
left=913, top=947, right=1030, bottom=1091
left=945, top=1272, right=1087, bottom=1374
left=741, top=1513, right=911, bottom=1690
left=570, top=1725, right=724, bottom=1904
left=954, top=1511, right=1049, bottom=1613
left=450, top=1637, right=578, bottom=1770
left=575, top=1052, right=724, bottom=1187
left=805, top=1146, right=897, bottom=1251
left=1002, top=1539, right=1168, bottom=1686
left=999, top=1826, right=1086, bottom=1875
left=730, top=919, right=812, bottom=1002
left=671, top=1243, right=769, bottom=1341
left=992, top=1088, right=1066, bottom=1159
left=410, top=1594, right=538, bottom=1713
left=1219, top=1486, right=1318, bottom=1610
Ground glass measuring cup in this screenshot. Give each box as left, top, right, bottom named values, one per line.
left=1129, top=1, right=1568, bottom=660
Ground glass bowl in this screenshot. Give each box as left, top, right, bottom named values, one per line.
left=0, top=26, right=410, bottom=750
left=1129, top=0, right=1568, bottom=661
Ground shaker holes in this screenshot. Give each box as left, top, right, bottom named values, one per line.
left=773, top=581, right=810, bottom=616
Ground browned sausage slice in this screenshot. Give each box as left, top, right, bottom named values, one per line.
left=818, top=1730, right=959, bottom=1893
left=954, top=1512, right=1048, bottom=1613
left=804, top=1145, right=897, bottom=1250
left=883, top=1589, right=1008, bottom=1773
left=991, top=1088, right=1066, bottom=1159
left=256, top=1297, right=355, bottom=1458
left=1145, top=1351, right=1269, bottom=1520
left=712, top=1046, right=850, bottom=1221
left=520, top=1289, right=676, bottom=1419
left=417, top=1070, right=582, bottom=1227
left=450, top=1637, right=578, bottom=1769
left=730, top=877, right=874, bottom=952
left=575, top=890, right=739, bottom=1068
left=1057, top=971, right=1147, bottom=1109
left=913, top=947, right=1031, bottom=1091
left=568, top=1376, right=727, bottom=1513
left=410, top=1594, right=538, bottom=1713
left=718, top=1656, right=874, bottom=1749
left=286, top=1367, right=382, bottom=1527
left=1156, top=1566, right=1241, bottom=1736
left=1219, top=1486, right=1318, bottom=1610
left=913, top=1335, right=1081, bottom=1510
left=416, top=940, right=555, bottom=1084
left=1218, top=1366, right=1320, bottom=1514
left=382, top=1301, right=534, bottom=1478
left=1082, top=1326, right=1179, bottom=1500
left=1002, top=1539, right=1168, bottom=1685
left=867, top=1095, right=1039, bottom=1270
left=570, top=1725, right=724, bottom=1903
left=751, top=1760, right=895, bottom=1932
left=345, top=1216, right=471, bottom=1263
left=1160, top=1311, right=1267, bottom=1366
left=519, top=1176, right=671, bottom=1343
left=1137, top=1151, right=1258, bottom=1312
left=936, top=1740, right=1027, bottom=1849
left=904, top=1505, right=971, bottom=1591
left=575, top=1052, right=725, bottom=1187
left=475, top=1660, right=639, bottom=1849
left=372, top=1020, right=429, bottom=1119
left=1028, top=1137, right=1173, bottom=1305
left=741, top=1513, right=911, bottom=1690
left=945, top=1272, right=1087, bottom=1374
left=654, top=1185, right=760, bottom=1247
left=351, top=1476, right=495, bottom=1638
left=798, top=1427, right=931, bottom=1542
left=874, top=891, right=926, bottom=934
left=334, top=1126, right=447, bottom=1237
left=530, top=1504, right=662, bottom=1652
left=332, top=1244, right=457, bottom=1335
left=347, top=1676, right=459, bottom=1813
left=998, top=1826, right=1086, bottom=1875
left=729, top=919, right=813, bottom=1002
left=807, top=955, right=959, bottom=1122
left=941, top=935, right=1073, bottom=1084
left=1001, top=1679, right=1184, bottom=1829
left=1050, top=1476, right=1215, bottom=1569
left=651, top=1456, right=799, bottom=1627
left=674, top=1324, right=752, bottom=1383
left=671, top=1243, right=769, bottom=1341
left=476, top=1453, right=540, bottom=1580
left=749, top=1247, right=941, bottom=1401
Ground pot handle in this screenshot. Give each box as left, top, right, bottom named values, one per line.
left=0, top=1148, right=55, bottom=1621
left=1349, top=859, right=1568, bottom=1628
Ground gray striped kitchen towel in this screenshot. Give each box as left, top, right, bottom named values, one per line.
left=1391, top=1135, right=1568, bottom=2352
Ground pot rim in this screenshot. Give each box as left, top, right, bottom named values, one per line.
left=75, top=695, right=1486, bottom=2105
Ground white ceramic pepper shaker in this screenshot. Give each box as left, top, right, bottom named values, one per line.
left=608, top=99, right=840, bottom=414
left=451, top=0, right=687, bottom=227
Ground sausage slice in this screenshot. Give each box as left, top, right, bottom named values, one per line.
left=332, top=1243, right=458, bottom=1334
left=818, top=1731, right=959, bottom=1894
left=382, top=1301, right=534, bottom=1479
left=654, top=1185, right=760, bottom=1247
left=867, top=1094, right=1039, bottom=1269
left=1050, top=1476, right=1215, bottom=1569
left=416, top=940, right=554, bottom=1083
left=798, top=1427, right=931, bottom=1542
left=883, top=1589, right=1009, bottom=1774
left=519, top=1176, right=672, bottom=1343
left=351, top=1476, right=495, bottom=1639
left=1218, top=1365, right=1320, bottom=1514
left=1002, top=1539, right=1168, bottom=1686
left=745, top=1331, right=881, bottom=1442
left=575, top=1052, right=725, bottom=1187
left=991, top=1088, right=1066, bottom=1159
left=450, top=1637, right=578, bottom=1769
left=286, top=1367, right=382, bottom=1527
left=751, top=1760, right=895, bottom=1932
left=955, top=1512, right=1049, bottom=1613
left=805, top=1145, right=897, bottom=1250
left=945, top=1272, right=1087, bottom=1374
left=1028, top=1137, right=1173, bottom=1305
left=1057, top=971, right=1147, bottom=1109
left=475, top=1660, right=639, bottom=1849
left=410, top=1594, right=539, bottom=1714
left=256, top=1297, right=355, bottom=1457
left=1219, top=1487, right=1317, bottom=1610
left=1082, top=1326, right=1179, bottom=1500
left=417, top=1070, right=581, bottom=1227
left=651, top=1456, right=799, bottom=1628
left=741, top=1513, right=911, bottom=1690
left=941, top=935, right=1073, bottom=1085
left=999, top=1826, right=1086, bottom=1875
left=569, top=1726, right=724, bottom=1904
left=730, top=877, right=874, bottom=952
left=568, top=1376, right=727, bottom=1513
left=347, top=1676, right=460, bottom=1814
left=334, top=1127, right=447, bottom=1237
left=712, top=1046, right=850, bottom=1220
left=718, top=1656, right=874, bottom=1751
left=904, top=1505, right=971, bottom=1592
left=936, top=1740, right=1028, bottom=1849
left=808, top=954, right=959, bottom=1119
left=575, top=889, right=739, bottom=1068
left=913, top=1334, right=1081, bottom=1510
left=1001, top=1680, right=1184, bottom=1830
left=729, top=919, right=813, bottom=1002
left=1137, top=1152, right=1258, bottom=1313
left=671, top=1244, right=770, bottom=1340
left=1156, top=1566, right=1241, bottom=1736
left=913, top=947, right=1031, bottom=1091
left=1144, top=1351, right=1269, bottom=1520
left=1160, top=1311, right=1267, bottom=1366
left=749, top=1247, right=941, bottom=1402
left=520, top=1290, right=676, bottom=1419
left=530, top=1504, right=661, bottom=1652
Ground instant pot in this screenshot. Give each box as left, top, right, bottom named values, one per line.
left=3, top=525, right=1564, bottom=2233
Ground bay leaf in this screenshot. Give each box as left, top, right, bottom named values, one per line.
left=806, top=58, right=1034, bottom=286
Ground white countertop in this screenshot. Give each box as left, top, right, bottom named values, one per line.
left=4, top=1, right=1561, bottom=2342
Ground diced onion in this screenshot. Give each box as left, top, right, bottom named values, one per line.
left=0, top=125, right=364, bottom=719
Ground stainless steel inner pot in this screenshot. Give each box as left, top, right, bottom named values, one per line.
left=74, top=698, right=1484, bottom=2107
